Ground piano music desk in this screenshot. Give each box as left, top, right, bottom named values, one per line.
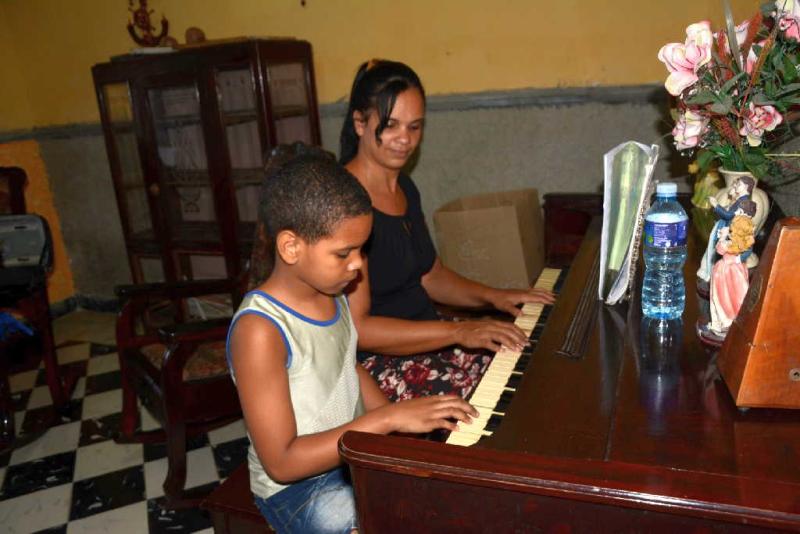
left=340, top=219, right=800, bottom=533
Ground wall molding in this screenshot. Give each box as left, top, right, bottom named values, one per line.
left=0, top=123, right=103, bottom=144
left=320, top=83, right=667, bottom=117
left=1, top=84, right=668, bottom=142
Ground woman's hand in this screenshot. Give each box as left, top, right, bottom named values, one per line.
left=485, top=287, right=555, bottom=317
left=383, top=394, right=479, bottom=434
left=453, top=319, right=530, bottom=352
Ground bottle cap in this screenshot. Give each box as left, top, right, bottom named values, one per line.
left=656, top=182, right=678, bottom=195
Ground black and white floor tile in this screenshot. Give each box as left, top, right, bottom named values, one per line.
left=1, top=310, right=249, bottom=533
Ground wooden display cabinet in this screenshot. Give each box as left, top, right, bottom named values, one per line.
left=92, top=39, right=321, bottom=284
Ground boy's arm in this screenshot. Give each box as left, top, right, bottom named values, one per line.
left=356, top=364, right=390, bottom=411
left=231, top=313, right=477, bottom=484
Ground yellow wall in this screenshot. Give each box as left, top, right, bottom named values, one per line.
left=1, top=0, right=760, bottom=130
left=0, top=0, right=762, bottom=304
left=0, top=3, right=34, bottom=132
left=0, top=141, right=75, bottom=303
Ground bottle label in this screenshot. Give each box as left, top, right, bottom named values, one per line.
left=644, top=219, right=687, bottom=248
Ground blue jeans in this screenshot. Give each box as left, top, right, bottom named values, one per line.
left=253, top=466, right=357, bottom=534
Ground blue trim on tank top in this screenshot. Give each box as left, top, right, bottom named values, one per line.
left=248, top=290, right=341, bottom=326
left=226, top=310, right=294, bottom=372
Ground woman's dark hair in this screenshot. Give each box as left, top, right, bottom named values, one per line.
left=339, top=60, right=426, bottom=165
left=247, top=142, right=372, bottom=289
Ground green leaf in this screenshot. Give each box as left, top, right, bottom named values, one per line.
left=784, top=56, right=798, bottom=83
left=709, top=93, right=733, bottom=114
left=697, top=149, right=716, bottom=172
left=775, top=82, right=800, bottom=97
left=720, top=71, right=747, bottom=93
left=752, top=93, right=776, bottom=105
left=685, top=90, right=717, bottom=105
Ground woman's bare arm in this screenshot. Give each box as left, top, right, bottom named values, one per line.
left=422, top=258, right=554, bottom=316
left=347, top=257, right=530, bottom=355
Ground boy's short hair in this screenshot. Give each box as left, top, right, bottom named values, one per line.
left=259, top=147, right=372, bottom=243
left=247, top=145, right=372, bottom=289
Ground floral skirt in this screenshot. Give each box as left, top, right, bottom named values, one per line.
left=357, top=346, right=493, bottom=402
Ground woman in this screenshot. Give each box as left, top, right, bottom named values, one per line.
left=341, top=60, right=554, bottom=401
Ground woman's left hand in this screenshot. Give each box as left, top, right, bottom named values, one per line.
left=486, top=287, right=555, bottom=317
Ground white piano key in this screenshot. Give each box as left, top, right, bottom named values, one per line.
left=447, top=268, right=562, bottom=446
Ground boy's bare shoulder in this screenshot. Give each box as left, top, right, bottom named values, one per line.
left=230, top=313, right=287, bottom=363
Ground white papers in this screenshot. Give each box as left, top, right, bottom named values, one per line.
left=599, top=141, right=659, bottom=305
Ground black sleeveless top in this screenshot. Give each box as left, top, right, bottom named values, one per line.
left=366, top=174, right=438, bottom=321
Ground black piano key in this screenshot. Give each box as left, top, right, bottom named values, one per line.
left=494, top=390, right=515, bottom=413
left=514, top=355, right=531, bottom=372
left=485, top=413, right=503, bottom=432
left=553, top=268, right=569, bottom=293
left=505, top=373, right=522, bottom=390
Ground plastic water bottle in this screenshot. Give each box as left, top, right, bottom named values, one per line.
left=642, top=182, right=688, bottom=319
left=638, top=317, right=682, bottom=432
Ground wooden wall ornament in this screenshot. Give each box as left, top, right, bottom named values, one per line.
left=127, top=0, right=169, bottom=47
left=717, top=217, right=800, bottom=409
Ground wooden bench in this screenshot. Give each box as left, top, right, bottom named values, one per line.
left=201, top=463, right=274, bottom=533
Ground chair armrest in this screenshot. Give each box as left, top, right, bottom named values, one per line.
left=116, top=278, right=239, bottom=300
left=158, top=318, right=231, bottom=344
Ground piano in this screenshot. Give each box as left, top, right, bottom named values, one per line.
left=340, top=220, right=800, bottom=532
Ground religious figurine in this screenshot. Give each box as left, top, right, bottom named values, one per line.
left=703, top=200, right=757, bottom=341
left=697, top=175, right=755, bottom=286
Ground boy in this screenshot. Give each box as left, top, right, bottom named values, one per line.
left=227, top=151, right=478, bottom=533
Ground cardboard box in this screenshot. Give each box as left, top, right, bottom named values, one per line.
left=433, top=188, right=545, bottom=289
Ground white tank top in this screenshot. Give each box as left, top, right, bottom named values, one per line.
left=227, top=291, right=364, bottom=498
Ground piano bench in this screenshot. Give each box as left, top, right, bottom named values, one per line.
left=201, top=463, right=274, bottom=534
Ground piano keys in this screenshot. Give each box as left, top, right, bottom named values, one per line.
left=447, top=267, right=564, bottom=447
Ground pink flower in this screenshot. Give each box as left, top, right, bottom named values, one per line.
left=402, top=362, right=436, bottom=386
left=740, top=103, right=783, bottom=146
left=776, top=0, right=800, bottom=41
left=744, top=40, right=765, bottom=74
left=658, top=21, right=714, bottom=96
left=716, top=21, right=759, bottom=73
left=672, top=109, right=709, bottom=150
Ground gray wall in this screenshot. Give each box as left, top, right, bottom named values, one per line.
left=8, top=84, right=799, bottom=301
left=37, top=133, right=130, bottom=299
left=320, top=93, right=677, bottom=224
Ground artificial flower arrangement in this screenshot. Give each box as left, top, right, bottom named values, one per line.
left=658, top=0, right=800, bottom=184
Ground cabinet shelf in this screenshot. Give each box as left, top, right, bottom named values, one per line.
left=94, top=39, right=320, bottom=284
left=222, top=110, right=259, bottom=125
left=158, top=168, right=265, bottom=187
left=272, top=105, right=308, bottom=119
left=128, top=221, right=257, bottom=251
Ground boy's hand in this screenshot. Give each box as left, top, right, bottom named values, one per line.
left=387, top=395, right=479, bottom=434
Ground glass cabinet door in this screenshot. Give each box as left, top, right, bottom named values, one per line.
left=147, top=82, right=226, bottom=280
left=216, top=68, right=263, bottom=241
left=266, top=63, right=314, bottom=145
left=101, top=82, right=164, bottom=282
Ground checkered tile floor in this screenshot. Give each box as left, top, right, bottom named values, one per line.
left=1, top=310, right=249, bottom=533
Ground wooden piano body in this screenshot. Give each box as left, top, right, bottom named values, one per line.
left=340, top=221, right=800, bottom=532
